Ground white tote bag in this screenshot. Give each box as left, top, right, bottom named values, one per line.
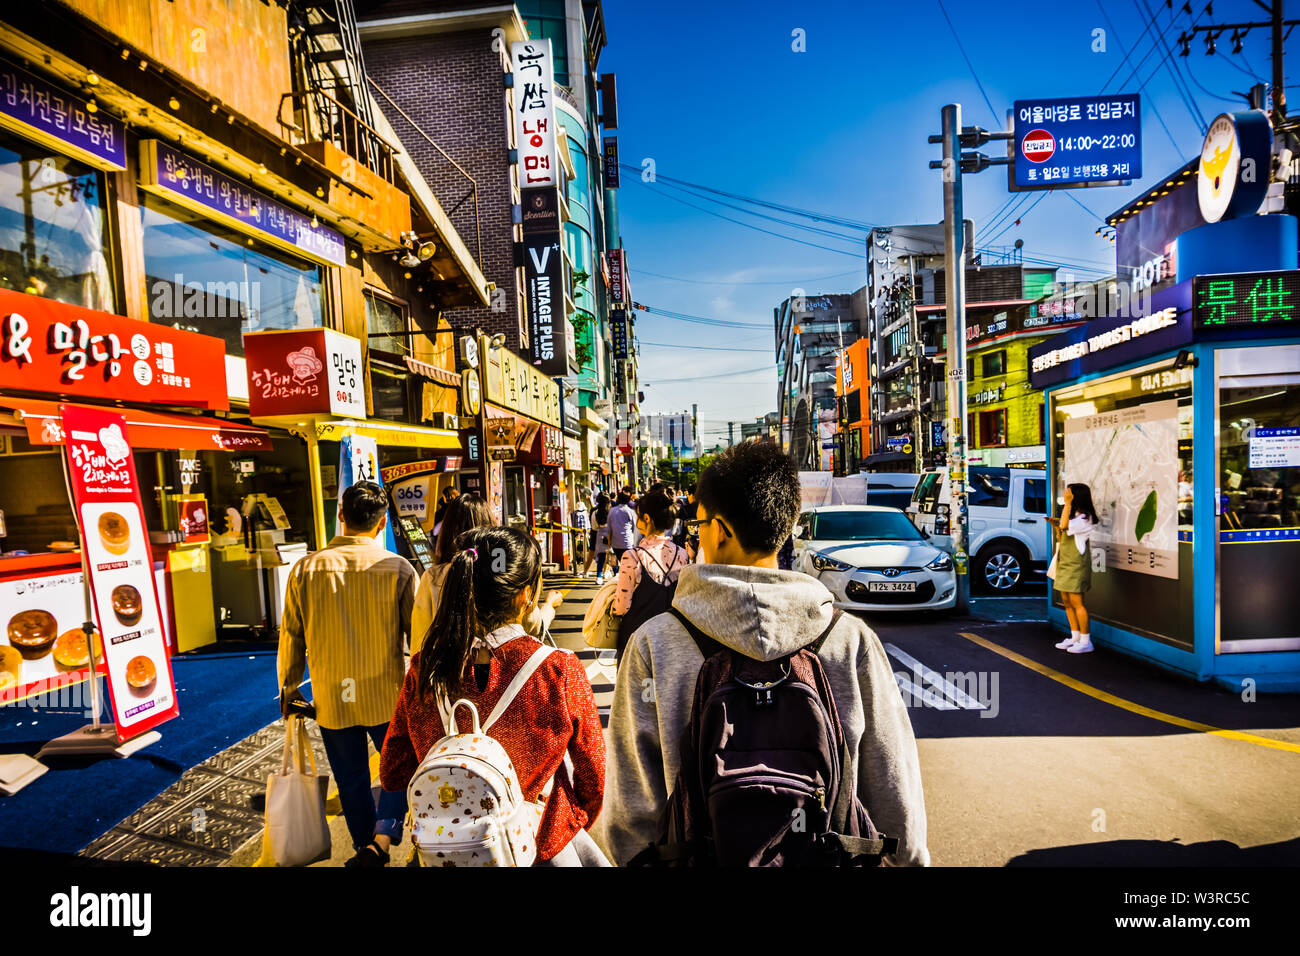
left=264, top=716, right=331, bottom=867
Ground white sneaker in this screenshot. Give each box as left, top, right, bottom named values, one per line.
left=1054, top=636, right=1077, bottom=649
left=1067, top=639, right=1094, bottom=654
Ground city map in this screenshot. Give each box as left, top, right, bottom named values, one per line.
left=1063, top=398, right=1179, bottom=579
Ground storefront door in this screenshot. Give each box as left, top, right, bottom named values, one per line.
left=1215, top=344, right=1300, bottom=651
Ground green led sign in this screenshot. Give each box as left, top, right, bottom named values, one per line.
left=1192, top=270, right=1300, bottom=329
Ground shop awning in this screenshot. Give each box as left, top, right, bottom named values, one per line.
left=311, top=418, right=461, bottom=450
left=404, top=357, right=462, bottom=389
left=0, top=398, right=273, bottom=451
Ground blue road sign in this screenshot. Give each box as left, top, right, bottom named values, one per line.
left=1012, top=94, right=1141, bottom=190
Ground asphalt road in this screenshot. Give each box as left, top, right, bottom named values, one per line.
left=859, top=603, right=1300, bottom=866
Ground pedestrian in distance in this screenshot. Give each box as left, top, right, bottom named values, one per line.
left=608, top=489, right=638, bottom=567
left=412, top=492, right=562, bottom=654
left=590, top=493, right=612, bottom=582
left=1050, top=483, right=1098, bottom=654
left=595, top=442, right=929, bottom=867
left=571, top=496, right=590, bottom=571
left=612, top=485, right=689, bottom=667
left=432, top=485, right=460, bottom=528
left=277, top=481, right=416, bottom=867
left=380, top=525, right=608, bottom=865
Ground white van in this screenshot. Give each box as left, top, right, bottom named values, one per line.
left=907, top=466, right=1049, bottom=592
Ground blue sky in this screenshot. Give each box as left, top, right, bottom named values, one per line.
left=601, top=0, right=1292, bottom=447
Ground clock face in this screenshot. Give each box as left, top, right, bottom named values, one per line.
left=1198, top=114, right=1239, bottom=223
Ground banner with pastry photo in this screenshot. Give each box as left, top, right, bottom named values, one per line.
left=61, top=404, right=179, bottom=742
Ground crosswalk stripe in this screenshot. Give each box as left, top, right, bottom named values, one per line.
left=883, top=642, right=987, bottom=710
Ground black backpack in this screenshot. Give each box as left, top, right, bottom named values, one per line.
left=615, top=543, right=683, bottom=662
left=628, top=608, right=898, bottom=867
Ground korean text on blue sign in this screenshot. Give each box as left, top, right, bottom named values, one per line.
left=1013, top=95, right=1140, bottom=190
left=147, top=142, right=346, bottom=267
left=0, top=58, right=125, bottom=169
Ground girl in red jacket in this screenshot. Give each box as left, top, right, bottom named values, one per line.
left=380, top=525, right=608, bottom=865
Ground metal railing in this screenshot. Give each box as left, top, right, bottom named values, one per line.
left=278, top=88, right=398, bottom=186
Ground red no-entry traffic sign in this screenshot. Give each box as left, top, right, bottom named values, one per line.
left=1021, top=128, right=1055, bottom=163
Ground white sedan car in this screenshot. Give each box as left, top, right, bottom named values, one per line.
left=793, top=505, right=957, bottom=612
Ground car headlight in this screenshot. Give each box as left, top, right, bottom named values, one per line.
left=926, top=552, right=953, bottom=571
left=810, top=551, right=853, bottom=572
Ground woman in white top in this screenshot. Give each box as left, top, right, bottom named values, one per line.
left=1048, top=483, right=1099, bottom=654
left=410, top=492, right=562, bottom=654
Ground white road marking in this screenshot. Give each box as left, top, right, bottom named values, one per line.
left=884, top=642, right=987, bottom=710
left=893, top=673, right=958, bottom=710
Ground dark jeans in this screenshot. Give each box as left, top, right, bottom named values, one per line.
left=611, top=547, right=629, bottom=568
left=319, top=723, right=407, bottom=851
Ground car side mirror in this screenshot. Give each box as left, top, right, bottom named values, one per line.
left=920, top=527, right=930, bottom=539
left=792, top=525, right=804, bottom=539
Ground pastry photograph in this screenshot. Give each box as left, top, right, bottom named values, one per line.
left=97, top=511, right=131, bottom=556
left=125, top=655, right=156, bottom=697
left=111, top=584, right=143, bottom=627
left=7, top=609, right=57, bottom=661
left=0, top=645, right=21, bottom=692
left=52, top=628, right=102, bottom=671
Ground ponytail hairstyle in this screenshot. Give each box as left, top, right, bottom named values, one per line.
left=1068, top=483, right=1099, bottom=524
left=636, top=484, right=678, bottom=534
left=416, top=525, right=542, bottom=704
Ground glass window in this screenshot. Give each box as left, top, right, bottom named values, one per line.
left=977, top=409, right=1007, bottom=447
left=0, top=130, right=112, bottom=310
left=811, top=509, right=924, bottom=542
left=1049, top=359, right=1194, bottom=646
left=1023, top=477, right=1046, bottom=514
left=1216, top=344, right=1300, bottom=648
left=983, top=350, right=1006, bottom=377
left=968, top=467, right=1010, bottom=508
left=141, top=194, right=323, bottom=356
left=365, top=292, right=416, bottom=423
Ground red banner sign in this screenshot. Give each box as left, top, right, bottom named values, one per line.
left=0, top=288, right=228, bottom=409
left=243, top=328, right=365, bottom=419
left=61, top=404, right=179, bottom=741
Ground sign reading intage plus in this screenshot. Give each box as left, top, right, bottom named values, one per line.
left=1013, top=95, right=1140, bottom=190
left=62, top=404, right=179, bottom=742
left=523, top=235, right=570, bottom=376
left=1192, top=270, right=1300, bottom=330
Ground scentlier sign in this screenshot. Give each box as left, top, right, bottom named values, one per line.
left=0, top=289, right=229, bottom=409
left=61, top=404, right=179, bottom=742
left=242, top=328, right=365, bottom=418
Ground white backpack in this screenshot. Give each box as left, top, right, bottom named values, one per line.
left=407, top=645, right=564, bottom=867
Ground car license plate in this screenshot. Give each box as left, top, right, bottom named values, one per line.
left=868, top=581, right=917, bottom=592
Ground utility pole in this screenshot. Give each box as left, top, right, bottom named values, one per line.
left=728, top=421, right=735, bottom=446
left=907, top=255, right=923, bottom=475
left=929, top=105, right=1012, bottom=612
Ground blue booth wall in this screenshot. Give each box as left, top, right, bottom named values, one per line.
left=1044, top=335, right=1300, bottom=692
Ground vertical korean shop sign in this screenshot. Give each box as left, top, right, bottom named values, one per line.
left=62, top=404, right=178, bottom=741
left=512, top=40, right=557, bottom=189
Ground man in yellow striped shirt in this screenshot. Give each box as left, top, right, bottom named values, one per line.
left=278, top=480, right=416, bottom=867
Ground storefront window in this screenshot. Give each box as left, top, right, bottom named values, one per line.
left=141, top=194, right=323, bottom=356
left=977, top=409, right=1007, bottom=447
left=983, top=350, right=1007, bottom=376
left=0, top=130, right=112, bottom=311
left=1216, top=344, right=1300, bottom=649
left=1050, top=358, right=1194, bottom=646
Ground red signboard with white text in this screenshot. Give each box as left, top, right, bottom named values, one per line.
left=0, top=288, right=228, bottom=409
left=62, top=404, right=179, bottom=741
left=242, top=328, right=366, bottom=419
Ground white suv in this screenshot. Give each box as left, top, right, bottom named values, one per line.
left=906, top=466, right=1049, bottom=592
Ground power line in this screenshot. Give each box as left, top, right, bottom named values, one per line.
left=637, top=340, right=772, bottom=352
left=617, top=164, right=875, bottom=232
left=629, top=180, right=867, bottom=259
left=936, top=0, right=1000, bottom=124
left=639, top=304, right=768, bottom=329
left=1137, top=0, right=1207, bottom=136
left=634, top=267, right=863, bottom=286
left=645, top=177, right=868, bottom=244
left=982, top=190, right=1051, bottom=245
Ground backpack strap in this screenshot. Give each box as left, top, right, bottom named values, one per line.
left=668, top=607, right=724, bottom=660
left=806, top=608, right=844, bottom=655
left=482, top=644, right=557, bottom=732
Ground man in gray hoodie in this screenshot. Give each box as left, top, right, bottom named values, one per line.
left=595, top=442, right=930, bottom=866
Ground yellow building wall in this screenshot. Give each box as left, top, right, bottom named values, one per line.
left=968, top=336, right=1050, bottom=449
